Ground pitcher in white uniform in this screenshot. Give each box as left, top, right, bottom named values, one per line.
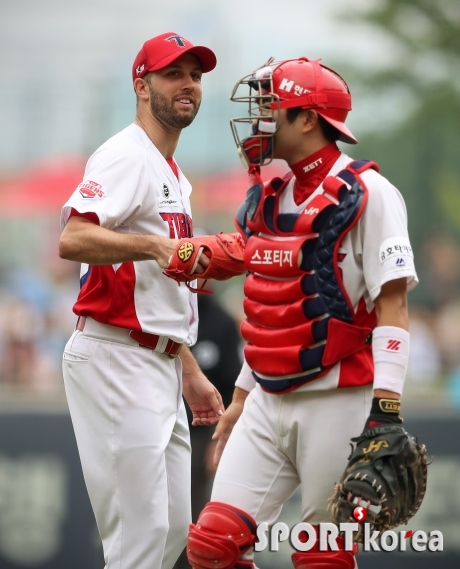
left=59, top=32, right=224, bottom=569
left=186, top=57, right=418, bottom=569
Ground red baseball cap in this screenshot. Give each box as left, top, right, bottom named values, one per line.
left=132, top=32, right=217, bottom=81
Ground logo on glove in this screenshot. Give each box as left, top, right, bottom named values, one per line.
left=362, top=440, right=389, bottom=454
left=178, top=242, right=194, bottom=262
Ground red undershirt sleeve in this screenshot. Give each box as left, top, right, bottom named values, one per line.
left=69, top=208, right=100, bottom=225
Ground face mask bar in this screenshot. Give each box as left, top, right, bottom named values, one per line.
left=229, top=60, right=282, bottom=169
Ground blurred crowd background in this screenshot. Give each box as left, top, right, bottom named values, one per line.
left=1, top=0, right=460, bottom=567
left=1, top=0, right=460, bottom=407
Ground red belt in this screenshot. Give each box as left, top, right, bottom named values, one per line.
left=76, top=317, right=183, bottom=358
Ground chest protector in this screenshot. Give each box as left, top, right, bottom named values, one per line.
left=235, top=160, right=379, bottom=393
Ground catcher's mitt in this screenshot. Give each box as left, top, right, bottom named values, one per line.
left=329, top=424, right=428, bottom=542
left=163, top=232, right=246, bottom=291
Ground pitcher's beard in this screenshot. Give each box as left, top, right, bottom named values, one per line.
left=149, top=86, right=201, bottom=129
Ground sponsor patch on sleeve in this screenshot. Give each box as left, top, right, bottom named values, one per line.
left=379, top=236, right=413, bottom=266
left=78, top=180, right=105, bottom=199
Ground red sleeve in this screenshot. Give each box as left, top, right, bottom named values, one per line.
left=69, top=208, right=100, bottom=225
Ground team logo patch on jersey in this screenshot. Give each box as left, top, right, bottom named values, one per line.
left=78, top=180, right=105, bottom=199
left=178, top=242, right=194, bottom=262
left=159, top=183, right=179, bottom=208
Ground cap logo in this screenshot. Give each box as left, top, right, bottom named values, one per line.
left=136, top=63, right=145, bottom=76
left=165, top=35, right=187, bottom=47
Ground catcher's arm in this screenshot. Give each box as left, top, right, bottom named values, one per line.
left=212, top=386, right=249, bottom=466
left=367, top=277, right=408, bottom=427
left=329, top=277, right=428, bottom=539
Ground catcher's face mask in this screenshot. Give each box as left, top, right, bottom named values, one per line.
left=230, top=57, right=357, bottom=169
left=230, top=59, right=280, bottom=169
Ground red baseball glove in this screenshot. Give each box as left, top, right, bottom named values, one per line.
left=163, top=232, right=246, bottom=291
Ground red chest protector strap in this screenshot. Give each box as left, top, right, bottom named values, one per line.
left=235, top=167, right=291, bottom=238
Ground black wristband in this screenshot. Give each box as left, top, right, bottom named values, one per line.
left=370, top=397, right=401, bottom=416
left=365, top=397, right=402, bottom=428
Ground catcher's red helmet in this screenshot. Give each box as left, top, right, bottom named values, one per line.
left=230, top=57, right=357, bottom=168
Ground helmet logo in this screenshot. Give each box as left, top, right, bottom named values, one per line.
left=279, top=77, right=310, bottom=97
left=279, top=78, right=294, bottom=92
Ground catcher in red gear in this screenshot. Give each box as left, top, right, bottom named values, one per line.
left=185, top=55, right=426, bottom=569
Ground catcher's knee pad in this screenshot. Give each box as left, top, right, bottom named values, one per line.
left=187, top=501, right=257, bottom=569
left=291, top=529, right=357, bottom=569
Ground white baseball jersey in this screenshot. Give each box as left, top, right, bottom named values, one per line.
left=235, top=153, right=418, bottom=392
left=61, top=123, right=198, bottom=345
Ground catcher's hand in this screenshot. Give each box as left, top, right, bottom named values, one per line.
left=163, top=232, right=246, bottom=291
left=329, top=423, right=428, bottom=542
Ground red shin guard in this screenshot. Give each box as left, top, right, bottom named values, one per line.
left=187, top=502, right=257, bottom=569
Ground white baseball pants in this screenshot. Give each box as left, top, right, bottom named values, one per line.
left=212, top=383, right=372, bottom=526
left=62, top=318, right=191, bottom=569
